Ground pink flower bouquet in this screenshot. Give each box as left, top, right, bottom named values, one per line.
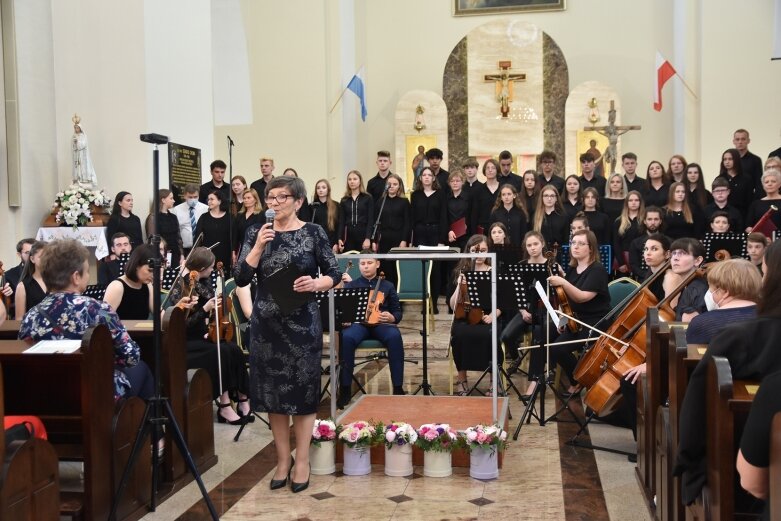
left=460, top=424, right=508, bottom=453
left=415, top=423, right=458, bottom=453
left=382, top=421, right=418, bottom=449
left=337, top=420, right=380, bottom=449
left=311, top=419, right=337, bottom=447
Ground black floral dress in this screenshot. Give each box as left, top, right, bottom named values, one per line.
left=235, top=223, right=340, bottom=415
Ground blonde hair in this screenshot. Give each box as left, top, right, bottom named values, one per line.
left=618, top=191, right=646, bottom=236
left=707, top=258, right=762, bottom=301
left=533, top=185, right=564, bottom=232
left=666, top=182, right=693, bottom=223
left=343, top=170, right=367, bottom=198
left=241, top=188, right=262, bottom=215
left=386, top=173, right=406, bottom=196
left=605, top=173, right=628, bottom=198
left=312, top=179, right=339, bottom=232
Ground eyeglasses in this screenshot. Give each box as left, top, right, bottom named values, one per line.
left=470, top=249, right=489, bottom=253
left=570, top=241, right=589, bottom=247
left=265, top=194, right=292, bottom=204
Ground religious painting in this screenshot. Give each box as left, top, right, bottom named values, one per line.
left=405, top=135, right=438, bottom=191
left=575, top=131, right=608, bottom=177
left=454, top=0, right=565, bottom=16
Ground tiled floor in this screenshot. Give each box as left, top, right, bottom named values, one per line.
left=124, top=345, right=652, bottom=521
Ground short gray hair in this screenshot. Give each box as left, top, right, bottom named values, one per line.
left=266, top=176, right=307, bottom=201
left=761, top=168, right=781, bottom=184
left=39, top=239, right=89, bottom=291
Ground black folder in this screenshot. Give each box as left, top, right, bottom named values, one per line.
left=262, top=263, right=313, bottom=316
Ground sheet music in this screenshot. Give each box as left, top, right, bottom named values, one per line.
left=535, top=281, right=561, bottom=329
left=24, top=339, right=81, bottom=354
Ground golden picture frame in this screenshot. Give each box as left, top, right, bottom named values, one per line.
left=453, top=0, right=565, bottom=16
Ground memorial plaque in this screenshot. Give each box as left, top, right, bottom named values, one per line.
left=168, top=142, right=202, bottom=204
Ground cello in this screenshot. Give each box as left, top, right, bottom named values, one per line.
left=545, top=244, right=579, bottom=333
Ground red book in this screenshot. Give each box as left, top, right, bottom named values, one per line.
left=450, top=217, right=467, bottom=239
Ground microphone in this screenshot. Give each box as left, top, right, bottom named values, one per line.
left=264, top=208, right=276, bottom=255
left=385, top=181, right=391, bottom=192
left=227, top=135, right=235, bottom=146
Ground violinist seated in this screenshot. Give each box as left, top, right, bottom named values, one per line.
left=449, top=235, right=504, bottom=396
left=747, top=232, right=769, bottom=275
left=168, top=247, right=252, bottom=425
left=337, top=252, right=405, bottom=409
left=666, top=238, right=707, bottom=322
left=528, top=230, right=611, bottom=398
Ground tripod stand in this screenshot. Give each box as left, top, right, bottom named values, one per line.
left=109, top=135, right=218, bottom=520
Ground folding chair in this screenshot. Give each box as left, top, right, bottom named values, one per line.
left=396, top=258, right=434, bottom=331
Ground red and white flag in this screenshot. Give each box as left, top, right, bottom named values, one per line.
left=653, top=51, right=676, bottom=112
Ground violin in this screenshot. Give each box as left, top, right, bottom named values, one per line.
left=364, top=271, right=386, bottom=325
left=454, top=270, right=484, bottom=325
left=0, top=261, right=10, bottom=312
left=545, top=245, right=579, bottom=333
left=207, top=262, right=235, bottom=343
left=176, top=270, right=200, bottom=318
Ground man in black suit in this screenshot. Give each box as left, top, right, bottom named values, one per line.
left=366, top=150, right=394, bottom=202
left=497, top=150, right=523, bottom=191
left=98, top=233, right=132, bottom=286
left=3, top=238, right=34, bottom=316
left=733, top=129, right=764, bottom=198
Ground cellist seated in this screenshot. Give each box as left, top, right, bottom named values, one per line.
left=337, top=251, right=405, bottom=409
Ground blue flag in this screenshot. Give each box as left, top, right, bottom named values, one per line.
left=346, top=74, right=367, bottom=121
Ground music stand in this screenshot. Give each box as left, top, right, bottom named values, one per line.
left=702, top=231, right=748, bottom=262
left=117, top=252, right=131, bottom=276
left=82, top=284, right=107, bottom=300
left=160, top=266, right=180, bottom=291
left=503, top=263, right=548, bottom=375
left=491, top=244, right=522, bottom=272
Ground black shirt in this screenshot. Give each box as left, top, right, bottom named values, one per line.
left=434, top=169, right=450, bottom=194
left=410, top=190, right=447, bottom=246
left=337, top=193, right=374, bottom=241
left=612, top=216, right=640, bottom=266
left=579, top=175, right=606, bottom=198
left=249, top=177, right=271, bottom=201
left=497, top=172, right=523, bottom=192
left=703, top=202, right=744, bottom=233
left=198, top=180, right=231, bottom=207
left=147, top=212, right=183, bottom=266
left=233, top=211, right=263, bottom=253
left=489, top=206, right=528, bottom=246
left=375, top=196, right=411, bottom=250
left=106, top=214, right=143, bottom=249
left=628, top=234, right=653, bottom=278
left=663, top=208, right=705, bottom=240
left=444, top=190, right=475, bottom=243
left=538, top=211, right=569, bottom=247
left=366, top=172, right=393, bottom=203
left=310, top=200, right=338, bottom=246
left=719, top=172, right=754, bottom=219
left=195, top=211, right=233, bottom=269
left=562, top=199, right=582, bottom=222
left=583, top=210, right=611, bottom=245
left=745, top=198, right=781, bottom=231
left=740, top=151, right=764, bottom=198
left=475, top=184, right=500, bottom=233
left=624, top=175, right=646, bottom=195
left=98, top=260, right=121, bottom=286
left=565, top=262, right=610, bottom=323
left=644, top=182, right=670, bottom=209
left=601, top=198, right=624, bottom=225
left=675, top=277, right=708, bottom=321
left=538, top=174, right=565, bottom=194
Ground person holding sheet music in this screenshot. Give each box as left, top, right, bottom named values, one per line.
left=449, top=235, right=504, bottom=396
left=533, top=185, right=569, bottom=250
left=14, top=241, right=47, bottom=320
left=337, top=170, right=374, bottom=252
left=372, top=173, right=410, bottom=289
left=674, top=239, right=781, bottom=506
left=529, top=230, right=610, bottom=398
left=337, top=253, right=406, bottom=408
left=169, top=246, right=250, bottom=425
left=489, top=184, right=528, bottom=246
left=235, top=175, right=340, bottom=493
left=18, top=239, right=151, bottom=400
left=410, top=167, right=447, bottom=312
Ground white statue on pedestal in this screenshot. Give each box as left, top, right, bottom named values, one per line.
left=71, top=114, right=97, bottom=188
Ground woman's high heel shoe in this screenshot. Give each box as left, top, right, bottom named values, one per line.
left=236, top=398, right=255, bottom=423
left=455, top=380, right=469, bottom=397
left=270, top=456, right=295, bottom=490
left=216, top=402, right=246, bottom=425
left=290, top=463, right=311, bottom=493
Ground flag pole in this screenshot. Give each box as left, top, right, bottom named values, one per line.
left=675, top=72, right=698, bottom=99
left=329, top=84, right=351, bottom=114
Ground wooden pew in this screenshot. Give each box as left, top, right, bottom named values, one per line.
left=1, top=363, right=61, bottom=520
left=0, top=326, right=149, bottom=521
left=701, top=355, right=758, bottom=521
left=772, top=413, right=780, bottom=521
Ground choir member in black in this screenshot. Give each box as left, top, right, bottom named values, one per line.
left=501, top=231, right=547, bottom=375
left=168, top=247, right=251, bottom=425
left=233, top=188, right=263, bottom=261
left=581, top=187, right=611, bottom=245
left=229, top=176, right=249, bottom=216
left=475, top=159, right=501, bottom=234
left=444, top=171, right=478, bottom=305
left=527, top=230, right=611, bottom=397
left=497, top=150, right=523, bottom=192
left=373, top=173, right=410, bottom=289
left=747, top=232, right=768, bottom=275
left=562, top=175, right=583, bottom=221
left=14, top=241, right=47, bottom=320
left=337, top=170, right=374, bottom=252
left=668, top=237, right=707, bottom=321
left=489, top=184, right=528, bottom=246
left=106, top=191, right=143, bottom=249
left=521, top=170, right=538, bottom=218
left=704, top=176, right=744, bottom=232
left=426, top=148, right=450, bottom=194
left=198, top=159, right=231, bottom=205
left=621, top=152, right=646, bottom=195
left=684, top=163, right=712, bottom=212
left=462, top=157, right=483, bottom=193
left=195, top=190, right=233, bottom=271
left=487, top=222, right=510, bottom=249
left=667, top=154, right=687, bottom=184
left=578, top=152, right=606, bottom=196
left=628, top=207, right=664, bottom=278
left=3, top=238, right=33, bottom=316
left=410, top=167, right=447, bottom=311
left=249, top=157, right=274, bottom=203
left=144, top=189, right=184, bottom=267
left=644, top=160, right=671, bottom=208
left=281, top=168, right=311, bottom=221
left=103, top=244, right=154, bottom=320
left=641, top=233, right=671, bottom=301
left=602, top=173, right=627, bottom=224
left=664, top=182, right=705, bottom=240
left=449, top=235, right=504, bottom=396
left=533, top=185, right=569, bottom=248
left=310, top=179, right=340, bottom=249
left=537, top=150, right=565, bottom=194
left=745, top=168, right=781, bottom=232
left=569, top=214, right=589, bottom=238
left=675, top=240, right=781, bottom=507
left=708, top=211, right=730, bottom=233
left=733, top=128, right=765, bottom=199
left=718, top=148, right=754, bottom=219
left=612, top=191, right=644, bottom=275
left=366, top=150, right=393, bottom=203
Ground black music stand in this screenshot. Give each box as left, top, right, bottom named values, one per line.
left=389, top=247, right=460, bottom=396
left=116, top=251, right=131, bottom=276
left=491, top=244, right=522, bottom=272
left=503, top=263, right=549, bottom=375
left=460, top=271, right=523, bottom=399
left=702, top=231, right=748, bottom=262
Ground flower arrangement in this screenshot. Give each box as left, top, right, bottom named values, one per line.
left=460, top=424, right=508, bottom=454
left=53, top=184, right=110, bottom=228
left=382, top=421, right=418, bottom=449
left=415, top=423, right=458, bottom=453
left=338, top=420, right=379, bottom=449
left=311, top=419, right=338, bottom=447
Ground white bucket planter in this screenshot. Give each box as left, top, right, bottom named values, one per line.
left=342, top=446, right=371, bottom=476
left=469, top=446, right=499, bottom=479
left=310, top=440, right=336, bottom=475
left=423, top=450, right=452, bottom=477
left=384, top=444, right=413, bottom=477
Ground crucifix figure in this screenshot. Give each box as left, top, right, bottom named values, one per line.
left=484, top=61, right=526, bottom=118
left=583, top=100, right=641, bottom=174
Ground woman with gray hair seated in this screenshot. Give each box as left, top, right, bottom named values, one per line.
left=745, top=168, right=781, bottom=232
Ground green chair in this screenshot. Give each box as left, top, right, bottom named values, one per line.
left=608, top=277, right=640, bottom=310
left=396, top=258, right=434, bottom=330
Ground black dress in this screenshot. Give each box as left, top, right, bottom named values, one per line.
left=644, top=183, right=670, bottom=209
left=195, top=212, right=233, bottom=269
left=235, top=223, right=340, bottom=415
left=21, top=278, right=46, bottom=312
left=375, top=195, right=411, bottom=289
left=475, top=184, right=500, bottom=234
left=114, top=280, right=150, bottom=320
left=538, top=211, right=569, bottom=247
left=106, top=214, right=144, bottom=249
left=583, top=210, right=611, bottom=245
left=489, top=206, right=528, bottom=246
left=233, top=211, right=263, bottom=255
left=310, top=200, right=339, bottom=247
left=410, top=190, right=447, bottom=304
left=148, top=212, right=183, bottom=266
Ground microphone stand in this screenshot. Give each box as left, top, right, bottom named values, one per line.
left=227, top=135, right=235, bottom=264
left=370, top=187, right=390, bottom=249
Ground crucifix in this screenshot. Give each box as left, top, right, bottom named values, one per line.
left=583, top=100, right=641, bottom=174
left=484, top=61, right=526, bottom=118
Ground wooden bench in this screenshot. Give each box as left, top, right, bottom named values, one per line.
left=0, top=326, right=149, bottom=521
left=1, top=363, right=61, bottom=520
